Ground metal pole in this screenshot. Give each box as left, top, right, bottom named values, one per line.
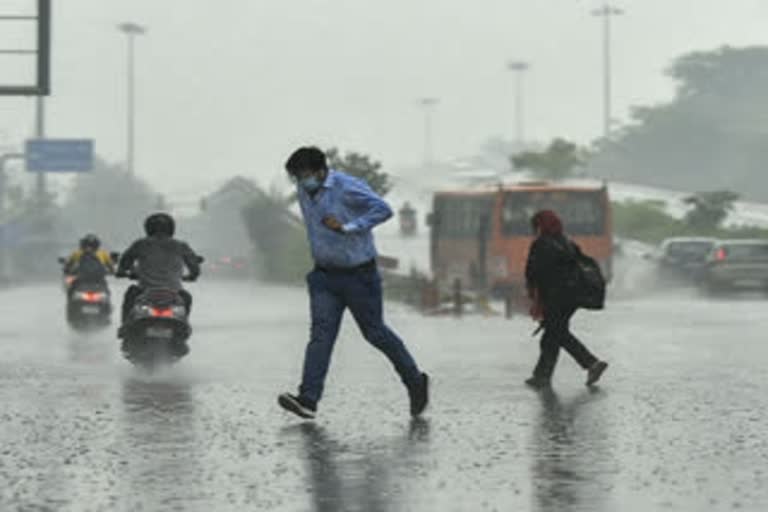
left=37, top=0, right=51, bottom=95
left=127, top=32, right=135, bottom=175
left=424, top=106, right=432, bottom=167
left=592, top=5, right=623, bottom=139
left=507, top=61, right=530, bottom=147
left=419, top=98, right=439, bottom=169
left=603, top=10, right=611, bottom=138
left=515, top=71, right=524, bottom=146
left=35, top=96, right=46, bottom=206
left=118, top=22, right=145, bottom=175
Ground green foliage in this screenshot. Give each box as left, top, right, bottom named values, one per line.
left=612, top=199, right=768, bottom=244
left=241, top=186, right=311, bottom=283
left=591, top=46, right=768, bottom=200
left=612, top=200, right=685, bottom=244
left=511, top=138, right=588, bottom=180
left=683, top=190, right=740, bottom=230
left=326, top=147, right=391, bottom=196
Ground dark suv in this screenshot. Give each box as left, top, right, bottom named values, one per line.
left=654, top=237, right=717, bottom=284
left=702, top=239, right=768, bottom=293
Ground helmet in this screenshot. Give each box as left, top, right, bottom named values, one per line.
left=144, top=212, right=175, bottom=237
left=79, top=233, right=100, bottom=251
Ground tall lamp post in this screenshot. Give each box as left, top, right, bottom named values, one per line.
left=418, top=97, right=439, bottom=169
left=506, top=60, right=530, bottom=148
left=117, top=22, right=146, bottom=175
left=591, top=4, right=624, bottom=138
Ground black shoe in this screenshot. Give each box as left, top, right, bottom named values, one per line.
left=586, top=361, right=608, bottom=386
left=525, top=376, right=551, bottom=389
left=408, top=373, right=430, bottom=417
left=278, top=393, right=317, bottom=420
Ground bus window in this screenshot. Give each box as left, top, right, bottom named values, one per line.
left=501, top=191, right=606, bottom=236
left=433, top=196, right=494, bottom=239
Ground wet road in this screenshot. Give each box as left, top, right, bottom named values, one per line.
left=1, top=281, right=766, bottom=511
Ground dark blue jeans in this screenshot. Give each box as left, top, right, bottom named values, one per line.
left=298, top=267, right=421, bottom=405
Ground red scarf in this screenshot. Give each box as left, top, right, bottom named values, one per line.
left=531, top=209, right=563, bottom=236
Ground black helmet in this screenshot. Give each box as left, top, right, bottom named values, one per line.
left=144, top=212, right=175, bottom=237
left=79, top=233, right=100, bottom=251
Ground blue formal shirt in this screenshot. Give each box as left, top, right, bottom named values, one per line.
left=297, top=170, right=393, bottom=268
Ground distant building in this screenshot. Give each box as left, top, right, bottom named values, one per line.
left=182, top=176, right=267, bottom=277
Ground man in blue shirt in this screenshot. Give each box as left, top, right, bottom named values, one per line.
left=278, top=146, right=429, bottom=420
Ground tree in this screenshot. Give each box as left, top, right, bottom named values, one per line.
left=510, top=138, right=587, bottom=180
left=326, top=147, right=392, bottom=196
left=590, top=46, right=768, bottom=200
left=61, top=157, right=158, bottom=248
left=683, top=190, right=740, bottom=231
left=241, top=185, right=310, bottom=282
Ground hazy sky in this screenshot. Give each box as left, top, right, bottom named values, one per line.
left=2, top=0, right=768, bottom=202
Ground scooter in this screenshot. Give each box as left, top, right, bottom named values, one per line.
left=58, top=257, right=114, bottom=331
left=117, top=273, right=198, bottom=370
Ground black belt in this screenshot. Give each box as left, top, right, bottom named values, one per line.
left=315, top=259, right=376, bottom=274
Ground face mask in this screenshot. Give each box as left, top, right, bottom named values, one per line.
left=299, top=175, right=322, bottom=193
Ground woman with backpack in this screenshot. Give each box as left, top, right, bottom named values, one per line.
left=524, top=210, right=609, bottom=388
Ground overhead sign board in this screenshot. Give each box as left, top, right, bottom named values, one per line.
left=25, top=139, right=93, bottom=173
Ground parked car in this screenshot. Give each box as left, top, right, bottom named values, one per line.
left=702, top=239, right=768, bottom=293
left=652, top=237, right=717, bottom=284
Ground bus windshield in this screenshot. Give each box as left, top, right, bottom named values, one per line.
left=433, top=195, right=494, bottom=239
left=501, top=190, right=606, bottom=236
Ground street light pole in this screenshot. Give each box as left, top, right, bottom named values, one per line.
left=418, top=97, right=439, bottom=170
left=507, top=61, right=530, bottom=148
left=117, top=22, right=146, bottom=175
left=592, top=4, right=623, bottom=138
left=34, top=95, right=45, bottom=206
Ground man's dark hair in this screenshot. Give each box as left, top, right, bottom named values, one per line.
left=285, top=146, right=327, bottom=177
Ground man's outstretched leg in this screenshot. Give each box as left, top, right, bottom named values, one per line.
left=346, top=270, right=429, bottom=417
left=279, top=270, right=345, bottom=420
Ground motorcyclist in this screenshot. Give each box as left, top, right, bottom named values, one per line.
left=116, top=213, right=201, bottom=337
left=63, top=234, right=115, bottom=293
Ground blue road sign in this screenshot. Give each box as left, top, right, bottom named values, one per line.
left=25, top=139, right=93, bottom=173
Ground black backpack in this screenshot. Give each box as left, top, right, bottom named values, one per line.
left=76, top=251, right=107, bottom=281
left=559, top=240, right=606, bottom=310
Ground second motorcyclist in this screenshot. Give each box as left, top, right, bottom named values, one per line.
left=63, top=234, right=115, bottom=294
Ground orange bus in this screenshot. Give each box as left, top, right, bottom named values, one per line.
left=428, top=182, right=613, bottom=301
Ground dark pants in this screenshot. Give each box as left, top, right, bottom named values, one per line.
left=121, top=285, right=192, bottom=324
left=533, top=302, right=598, bottom=380
left=298, top=266, right=421, bottom=405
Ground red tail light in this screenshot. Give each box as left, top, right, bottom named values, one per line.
left=82, top=291, right=105, bottom=303
left=149, top=308, right=174, bottom=318
left=715, top=248, right=727, bottom=262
